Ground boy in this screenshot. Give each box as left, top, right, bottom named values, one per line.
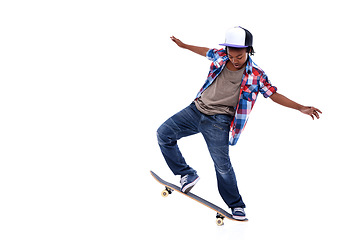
left=156, top=26, right=321, bottom=220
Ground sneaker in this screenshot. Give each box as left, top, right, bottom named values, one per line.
left=180, top=174, right=200, bottom=193
left=232, top=207, right=246, bottom=220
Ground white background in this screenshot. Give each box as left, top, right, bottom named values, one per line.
left=1, top=0, right=340, bottom=239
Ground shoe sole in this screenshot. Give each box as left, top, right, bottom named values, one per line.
left=181, top=177, right=200, bottom=194
left=232, top=215, right=246, bottom=221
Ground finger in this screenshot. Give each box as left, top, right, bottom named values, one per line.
left=310, top=107, right=322, bottom=114
left=315, top=108, right=322, bottom=114
left=309, top=109, right=319, bottom=120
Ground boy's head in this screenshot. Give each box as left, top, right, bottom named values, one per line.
left=220, top=26, right=255, bottom=56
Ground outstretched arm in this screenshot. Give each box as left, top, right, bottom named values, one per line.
left=170, top=36, right=209, bottom=57
left=270, top=92, right=322, bottom=120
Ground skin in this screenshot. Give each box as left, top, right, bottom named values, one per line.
left=225, top=47, right=248, bottom=71
left=170, top=36, right=322, bottom=120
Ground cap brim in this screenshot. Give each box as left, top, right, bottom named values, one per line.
left=219, top=43, right=248, bottom=48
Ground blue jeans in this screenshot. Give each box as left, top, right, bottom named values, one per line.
left=157, top=102, right=245, bottom=208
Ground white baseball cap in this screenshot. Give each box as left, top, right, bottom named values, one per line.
left=219, top=26, right=253, bottom=48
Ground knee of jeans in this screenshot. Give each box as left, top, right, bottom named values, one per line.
left=214, top=161, right=232, bottom=175
left=156, top=124, right=176, bottom=145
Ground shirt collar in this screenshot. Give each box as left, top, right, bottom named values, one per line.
left=245, top=56, right=253, bottom=75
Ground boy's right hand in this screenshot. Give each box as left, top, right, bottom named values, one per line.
left=170, top=36, right=186, bottom=48
left=170, top=36, right=209, bottom=57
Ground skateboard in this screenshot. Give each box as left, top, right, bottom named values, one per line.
left=150, top=170, right=248, bottom=225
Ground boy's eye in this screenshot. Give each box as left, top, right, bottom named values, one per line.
left=229, top=55, right=243, bottom=60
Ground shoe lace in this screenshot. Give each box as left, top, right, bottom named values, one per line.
left=180, top=175, right=188, bottom=186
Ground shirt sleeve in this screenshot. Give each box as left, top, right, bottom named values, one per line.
left=259, top=73, right=277, bottom=98
left=206, top=48, right=226, bottom=61
left=206, top=48, right=216, bottom=61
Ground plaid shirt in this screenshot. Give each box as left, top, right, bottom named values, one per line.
left=195, top=48, right=277, bottom=145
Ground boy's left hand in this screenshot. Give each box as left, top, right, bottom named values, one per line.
left=299, top=106, right=322, bottom=120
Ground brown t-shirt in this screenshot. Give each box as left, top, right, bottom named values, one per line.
left=195, top=65, right=244, bottom=116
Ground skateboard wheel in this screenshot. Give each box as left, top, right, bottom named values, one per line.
left=161, top=190, right=169, bottom=197
left=216, top=218, right=224, bottom=226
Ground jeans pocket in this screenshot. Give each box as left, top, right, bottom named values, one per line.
left=212, top=115, right=232, bottom=133
left=213, top=124, right=225, bottom=131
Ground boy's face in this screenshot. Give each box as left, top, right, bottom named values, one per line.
left=227, top=48, right=248, bottom=70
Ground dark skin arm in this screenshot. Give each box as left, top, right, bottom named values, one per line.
left=270, top=92, right=322, bottom=120
left=170, top=36, right=209, bottom=57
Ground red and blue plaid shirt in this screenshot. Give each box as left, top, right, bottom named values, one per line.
left=195, top=48, right=277, bottom=145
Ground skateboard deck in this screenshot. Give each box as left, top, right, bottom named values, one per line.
left=150, top=170, right=248, bottom=225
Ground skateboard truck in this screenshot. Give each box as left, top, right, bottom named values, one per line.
left=161, top=187, right=173, bottom=197
left=216, top=213, right=225, bottom=226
